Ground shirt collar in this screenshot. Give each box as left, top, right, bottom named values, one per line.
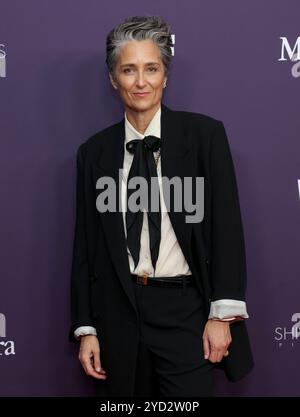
left=124, top=105, right=161, bottom=144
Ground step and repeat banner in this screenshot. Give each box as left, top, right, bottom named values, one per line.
left=1, top=0, right=299, bottom=397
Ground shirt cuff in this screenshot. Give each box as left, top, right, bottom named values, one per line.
left=208, top=299, right=249, bottom=320
left=74, top=326, right=98, bottom=340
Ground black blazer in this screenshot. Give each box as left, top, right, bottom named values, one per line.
left=69, top=103, right=254, bottom=395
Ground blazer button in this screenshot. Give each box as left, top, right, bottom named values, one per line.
left=90, top=275, right=96, bottom=282
left=205, top=258, right=210, bottom=265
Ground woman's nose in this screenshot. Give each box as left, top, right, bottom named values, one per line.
left=136, top=71, right=147, bottom=87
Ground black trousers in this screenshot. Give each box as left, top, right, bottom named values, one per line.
left=132, top=278, right=214, bottom=397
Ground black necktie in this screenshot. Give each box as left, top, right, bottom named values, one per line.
left=125, top=135, right=162, bottom=272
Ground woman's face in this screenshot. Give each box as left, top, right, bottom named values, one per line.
left=110, top=39, right=167, bottom=113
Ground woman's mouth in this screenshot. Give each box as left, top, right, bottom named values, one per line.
left=133, top=92, right=150, bottom=98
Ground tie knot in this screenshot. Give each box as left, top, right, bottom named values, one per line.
left=126, top=135, right=161, bottom=154
left=143, top=135, right=161, bottom=152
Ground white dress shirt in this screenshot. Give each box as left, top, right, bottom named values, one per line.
left=74, top=105, right=248, bottom=339
left=121, top=105, right=191, bottom=277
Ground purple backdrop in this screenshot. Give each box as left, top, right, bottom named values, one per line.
left=1, top=0, right=299, bottom=396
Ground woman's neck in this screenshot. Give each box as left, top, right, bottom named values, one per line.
left=125, top=103, right=160, bottom=135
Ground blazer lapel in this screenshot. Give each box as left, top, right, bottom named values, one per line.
left=91, top=119, right=138, bottom=315
left=160, top=103, right=195, bottom=271
left=91, top=103, right=197, bottom=315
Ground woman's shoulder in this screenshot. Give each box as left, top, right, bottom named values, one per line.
left=85, top=119, right=122, bottom=146
left=174, top=107, right=222, bottom=127
left=171, top=107, right=223, bottom=138
left=76, top=119, right=123, bottom=155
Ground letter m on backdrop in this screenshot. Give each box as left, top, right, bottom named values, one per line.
left=0, top=313, right=6, bottom=337
left=279, top=37, right=300, bottom=61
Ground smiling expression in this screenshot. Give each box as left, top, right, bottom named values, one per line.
left=109, top=39, right=167, bottom=112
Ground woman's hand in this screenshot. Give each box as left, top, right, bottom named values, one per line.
left=78, top=335, right=107, bottom=379
left=202, top=319, right=232, bottom=363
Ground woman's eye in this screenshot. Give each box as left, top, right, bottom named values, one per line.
left=123, top=67, right=157, bottom=74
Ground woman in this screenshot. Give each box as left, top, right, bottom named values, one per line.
left=70, top=15, right=254, bottom=397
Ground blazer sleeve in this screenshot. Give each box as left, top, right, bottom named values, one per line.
left=209, top=120, right=247, bottom=302
left=69, top=143, right=95, bottom=342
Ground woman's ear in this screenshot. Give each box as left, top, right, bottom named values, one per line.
left=109, top=72, right=118, bottom=90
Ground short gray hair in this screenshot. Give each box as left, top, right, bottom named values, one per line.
left=106, top=15, right=174, bottom=81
